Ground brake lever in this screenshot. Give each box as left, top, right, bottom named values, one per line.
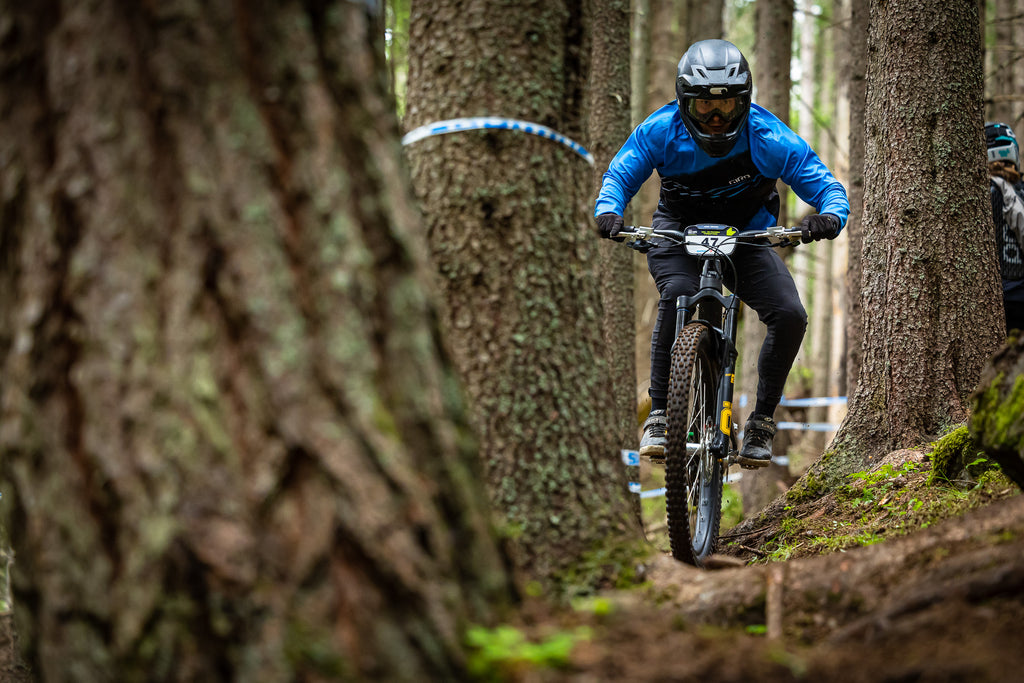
left=763, top=226, right=803, bottom=247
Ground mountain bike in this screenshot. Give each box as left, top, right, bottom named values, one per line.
left=618, top=223, right=803, bottom=567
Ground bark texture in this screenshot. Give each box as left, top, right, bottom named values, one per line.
left=754, top=0, right=794, bottom=226
left=635, top=0, right=683, bottom=224
left=686, top=0, right=723, bottom=45
left=634, top=0, right=690, bottom=409
left=630, top=0, right=652, bottom=128
left=588, top=0, right=638, bottom=479
left=843, top=0, right=868, bottom=397
left=0, top=2, right=510, bottom=679
left=740, top=0, right=794, bottom=510
left=754, top=0, right=793, bottom=125
left=404, top=0, right=639, bottom=583
left=988, top=0, right=1018, bottom=132
left=807, top=0, right=1002, bottom=488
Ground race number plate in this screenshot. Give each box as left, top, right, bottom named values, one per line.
left=683, top=224, right=739, bottom=257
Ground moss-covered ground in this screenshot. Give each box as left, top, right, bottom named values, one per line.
left=466, top=431, right=1023, bottom=682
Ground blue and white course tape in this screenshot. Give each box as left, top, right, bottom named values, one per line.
left=738, top=394, right=848, bottom=408
left=401, top=117, right=595, bottom=166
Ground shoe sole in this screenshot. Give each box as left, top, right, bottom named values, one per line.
left=737, top=455, right=772, bottom=469
left=639, top=444, right=666, bottom=463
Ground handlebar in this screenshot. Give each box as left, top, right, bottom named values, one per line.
left=616, top=225, right=803, bottom=252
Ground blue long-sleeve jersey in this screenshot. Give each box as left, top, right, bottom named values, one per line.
left=595, top=102, right=850, bottom=231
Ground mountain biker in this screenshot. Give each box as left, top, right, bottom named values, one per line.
left=594, top=39, right=850, bottom=467
left=985, top=121, right=1024, bottom=334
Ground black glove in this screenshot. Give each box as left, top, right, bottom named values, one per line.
left=596, top=213, right=624, bottom=240
left=799, top=213, right=841, bottom=244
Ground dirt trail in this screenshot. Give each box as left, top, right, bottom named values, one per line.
left=4, top=461, right=1022, bottom=681
left=553, top=479, right=1024, bottom=682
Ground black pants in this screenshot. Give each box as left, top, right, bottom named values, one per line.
left=646, top=239, right=807, bottom=417
left=1006, top=299, right=1024, bottom=335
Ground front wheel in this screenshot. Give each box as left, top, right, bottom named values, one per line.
left=665, top=323, right=723, bottom=566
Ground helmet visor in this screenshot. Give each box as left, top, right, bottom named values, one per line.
left=686, top=97, right=743, bottom=124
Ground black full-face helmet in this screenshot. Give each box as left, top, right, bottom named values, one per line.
left=676, top=39, right=753, bottom=157
left=985, top=121, right=1020, bottom=170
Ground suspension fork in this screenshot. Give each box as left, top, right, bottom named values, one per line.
left=674, top=259, right=725, bottom=334
left=712, top=303, right=740, bottom=459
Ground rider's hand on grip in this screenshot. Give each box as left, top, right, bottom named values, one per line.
left=799, top=213, right=840, bottom=244
left=597, top=213, right=624, bottom=241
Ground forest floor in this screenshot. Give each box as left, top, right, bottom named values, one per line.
left=496, top=447, right=1024, bottom=682
left=2, top=450, right=1022, bottom=682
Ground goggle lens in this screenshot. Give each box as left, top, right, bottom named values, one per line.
left=687, top=97, right=743, bottom=123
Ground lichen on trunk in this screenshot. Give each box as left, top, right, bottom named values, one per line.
left=0, top=2, right=512, bottom=679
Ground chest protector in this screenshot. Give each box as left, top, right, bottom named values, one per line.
left=658, top=150, right=778, bottom=228
left=993, top=177, right=1024, bottom=281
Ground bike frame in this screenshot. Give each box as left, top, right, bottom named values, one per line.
left=674, top=257, right=739, bottom=461
left=614, top=222, right=802, bottom=566
left=618, top=223, right=801, bottom=465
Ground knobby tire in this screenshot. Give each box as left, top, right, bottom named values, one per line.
left=665, top=323, right=724, bottom=566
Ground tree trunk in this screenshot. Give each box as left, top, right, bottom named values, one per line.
left=0, top=2, right=512, bottom=680
left=738, top=313, right=786, bottom=516
left=404, top=0, right=639, bottom=584
left=809, top=9, right=836, bottom=453
left=807, top=241, right=833, bottom=454
left=815, top=1, right=834, bottom=169
left=829, top=0, right=851, bottom=424
left=639, top=0, right=685, bottom=227
left=686, top=0, right=723, bottom=44
left=844, top=0, right=868, bottom=401
left=754, top=0, right=794, bottom=123
left=989, top=0, right=1016, bottom=127
left=590, top=0, right=640, bottom=516
left=740, top=0, right=795, bottom=512
left=386, top=0, right=412, bottom=108
left=795, top=0, right=817, bottom=217
left=790, top=0, right=814, bottom=394
left=791, top=0, right=817, bottom=468
left=802, top=1, right=833, bottom=457
left=755, top=0, right=794, bottom=226
left=631, top=0, right=653, bottom=128
left=1016, top=0, right=1024, bottom=140
left=635, top=0, right=688, bottom=415
left=805, top=0, right=1002, bottom=490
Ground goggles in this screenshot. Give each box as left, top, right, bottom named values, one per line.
left=686, top=97, right=743, bottom=124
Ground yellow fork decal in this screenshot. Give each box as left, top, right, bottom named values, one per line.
left=720, top=373, right=735, bottom=435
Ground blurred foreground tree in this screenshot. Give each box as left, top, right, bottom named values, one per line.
left=0, top=2, right=511, bottom=679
